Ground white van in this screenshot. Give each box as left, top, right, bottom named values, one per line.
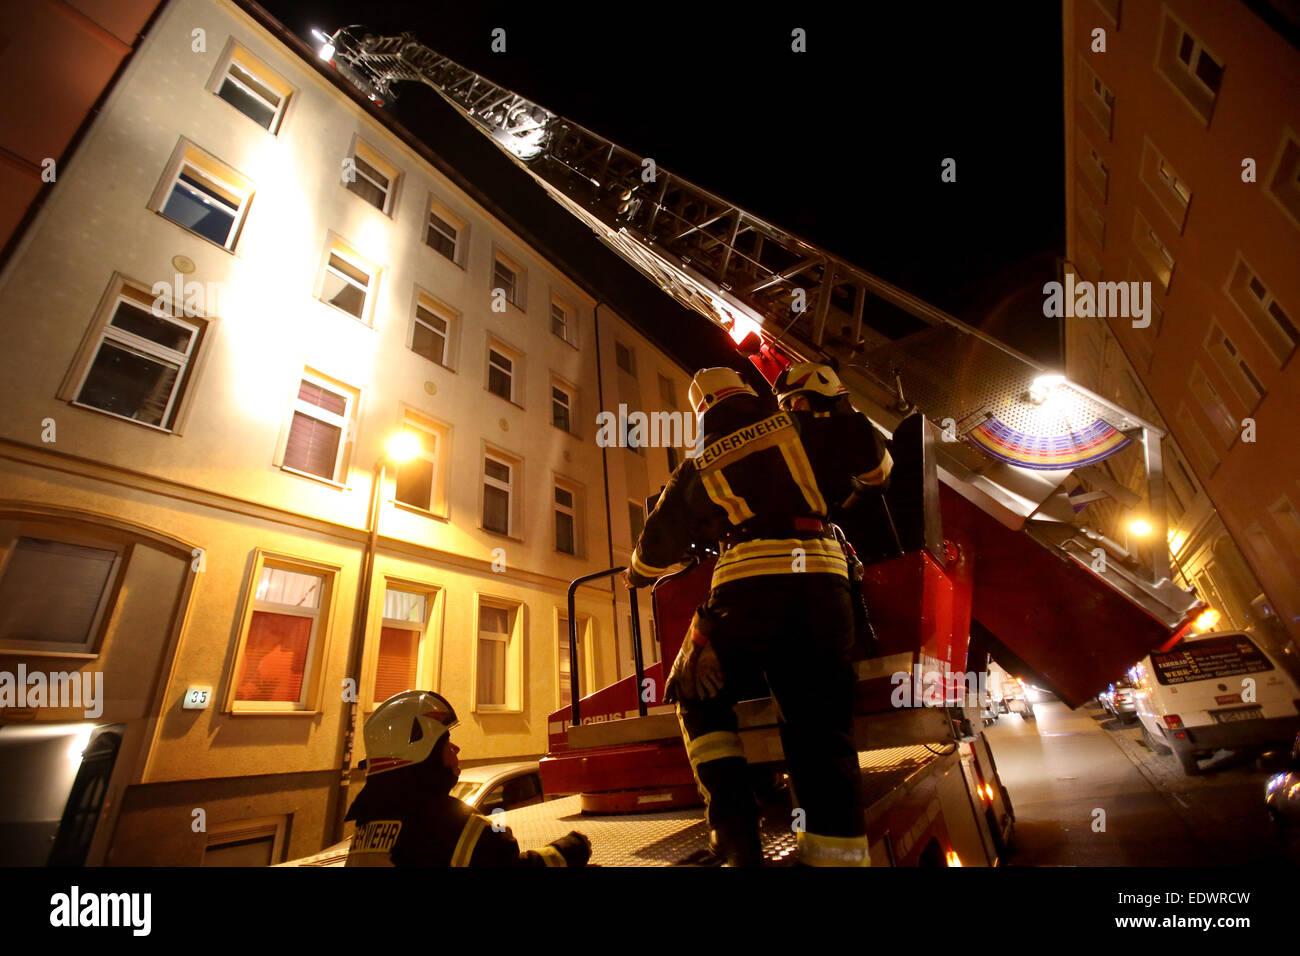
left=1130, top=630, right=1300, bottom=775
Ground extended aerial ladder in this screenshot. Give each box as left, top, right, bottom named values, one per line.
left=308, top=24, right=1216, bottom=866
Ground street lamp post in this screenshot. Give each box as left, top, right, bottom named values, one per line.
left=332, top=432, right=420, bottom=842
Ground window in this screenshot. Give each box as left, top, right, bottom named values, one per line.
left=1157, top=13, right=1223, bottom=124
left=66, top=278, right=206, bottom=432
left=615, top=341, right=636, bottom=375
left=231, top=557, right=335, bottom=711
left=1132, top=211, right=1174, bottom=292
left=1175, top=403, right=1219, bottom=477
left=212, top=44, right=292, bottom=132
left=201, top=818, right=287, bottom=867
left=1226, top=257, right=1297, bottom=365
left=1140, top=139, right=1191, bottom=231
left=317, top=236, right=379, bottom=323
left=425, top=198, right=467, bottom=266
left=551, top=298, right=575, bottom=344
left=554, top=482, right=578, bottom=555
left=151, top=141, right=253, bottom=250
left=344, top=140, right=400, bottom=214
left=1076, top=187, right=1106, bottom=248
left=1266, top=132, right=1300, bottom=230
left=492, top=252, right=526, bottom=310
left=551, top=381, right=574, bottom=433
left=394, top=411, right=449, bottom=516
left=410, top=294, right=455, bottom=368
left=475, top=599, right=520, bottom=711
left=372, top=587, right=428, bottom=707
left=1204, top=320, right=1265, bottom=410
left=487, top=341, right=522, bottom=404
left=482, top=453, right=515, bottom=535
left=282, top=374, right=354, bottom=483
left=1076, top=130, right=1109, bottom=201
left=1079, top=60, right=1114, bottom=137
left=0, top=531, right=125, bottom=654
left=1188, top=365, right=1237, bottom=446
left=557, top=614, right=587, bottom=709
left=628, top=500, right=645, bottom=543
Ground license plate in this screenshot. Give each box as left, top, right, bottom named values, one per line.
left=1211, top=707, right=1262, bottom=724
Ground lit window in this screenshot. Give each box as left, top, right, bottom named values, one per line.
left=483, top=454, right=514, bottom=535
left=372, top=587, right=429, bottom=706
left=551, top=383, right=573, bottom=432
left=476, top=601, right=517, bottom=709
left=233, top=558, right=332, bottom=710
left=71, top=281, right=205, bottom=431
left=344, top=141, right=400, bottom=214
left=394, top=412, right=448, bottom=516
left=282, top=375, right=353, bottom=482
left=411, top=295, right=454, bottom=368
left=318, top=238, right=377, bottom=322
left=0, top=533, right=124, bottom=654
left=557, top=615, right=586, bottom=708
left=214, top=46, right=291, bottom=132
left=154, top=142, right=253, bottom=250
left=555, top=484, right=577, bottom=555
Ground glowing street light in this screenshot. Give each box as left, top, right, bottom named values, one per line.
left=1128, top=519, right=1152, bottom=537
left=385, top=430, right=421, bottom=465
left=1194, top=608, right=1221, bottom=632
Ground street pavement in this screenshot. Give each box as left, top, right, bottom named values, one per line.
left=987, top=694, right=1291, bottom=866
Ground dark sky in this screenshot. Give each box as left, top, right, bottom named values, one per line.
left=259, top=0, right=1066, bottom=366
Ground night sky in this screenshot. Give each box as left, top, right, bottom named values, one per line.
left=258, top=0, right=1066, bottom=369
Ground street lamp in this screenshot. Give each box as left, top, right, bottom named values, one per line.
left=333, top=431, right=421, bottom=840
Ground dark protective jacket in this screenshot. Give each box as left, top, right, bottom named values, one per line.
left=344, top=759, right=581, bottom=867
left=627, top=394, right=890, bottom=589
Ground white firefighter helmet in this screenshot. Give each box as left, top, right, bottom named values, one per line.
left=772, top=362, right=849, bottom=406
left=363, top=690, right=459, bottom=776
left=688, top=367, right=756, bottom=416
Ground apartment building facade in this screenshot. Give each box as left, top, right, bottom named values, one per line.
left=1062, top=0, right=1300, bottom=652
left=0, top=0, right=691, bottom=865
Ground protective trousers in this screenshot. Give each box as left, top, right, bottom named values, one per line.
left=675, top=574, right=870, bottom=866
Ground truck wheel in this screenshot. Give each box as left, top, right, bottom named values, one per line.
left=1141, top=723, right=1172, bottom=755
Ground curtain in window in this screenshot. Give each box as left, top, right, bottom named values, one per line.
left=236, top=611, right=312, bottom=702
left=373, top=626, right=419, bottom=704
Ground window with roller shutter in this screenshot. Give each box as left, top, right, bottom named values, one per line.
left=282, top=375, right=353, bottom=482
left=371, top=587, right=429, bottom=707
left=234, top=563, right=327, bottom=708
left=0, top=533, right=126, bottom=655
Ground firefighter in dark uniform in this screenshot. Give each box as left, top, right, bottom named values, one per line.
left=345, top=690, right=591, bottom=867
left=625, top=366, right=891, bottom=866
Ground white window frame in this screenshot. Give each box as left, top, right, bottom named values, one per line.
left=317, top=236, right=379, bottom=324
left=209, top=41, right=293, bottom=134
left=1226, top=255, right=1298, bottom=365
left=343, top=138, right=401, bottom=216
left=393, top=410, right=450, bottom=518
left=615, top=340, right=637, bottom=376
left=65, top=280, right=206, bottom=434
left=367, top=583, right=435, bottom=711
left=202, top=817, right=289, bottom=865
left=492, top=250, right=527, bottom=311
left=280, top=372, right=354, bottom=484
left=1203, top=319, right=1265, bottom=411
left=410, top=292, right=455, bottom=369
left=150, top=140, right=253, bottom=252
left=486, top=339, right=522, bottom=405
left=555, top=610, right=592, bottom=711
left=1173, top=27, right=1223, bottom=98
left=228, top=552, right=337, bottom=714
left=551, top=379, right=575, bottom=434
left=482, top=452, right=515, bottom=536
left=473, top=597, right=523, bottom=713
left=425, top=198, right=468, bottom=267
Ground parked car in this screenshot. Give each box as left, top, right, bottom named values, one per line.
left=1131, top=630, right=1300, bottom=775
left=277, top=760, right=544, bottom=866
left=1098, top=679, right=1138, bottom=721
left=1264, top=732, right=1300, bottom=862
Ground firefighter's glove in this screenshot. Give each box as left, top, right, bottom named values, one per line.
left=550, top=830, right=592, bottom=867
left=665, top=618, right=724, bottom=702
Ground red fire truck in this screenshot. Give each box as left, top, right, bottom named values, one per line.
left=315, top=26, right=1205, bottom=866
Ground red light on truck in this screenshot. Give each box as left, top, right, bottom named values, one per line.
left=1214, top=694, right=1242, bottom=705
left=1162, top=715, right=1183, bottom=728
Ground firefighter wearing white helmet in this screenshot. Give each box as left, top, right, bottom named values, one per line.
left=624, top=365, right=890, bottom=866
left=345, top=690, right=591, bottom=867
left=772, top=361, right=849, bottom=408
